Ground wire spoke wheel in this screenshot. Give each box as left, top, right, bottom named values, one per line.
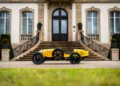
left=69, top=53, right=81, bottom=64
left=32, top=53, right=45, bottom=64
left=52, top=49, right=63, bottom=60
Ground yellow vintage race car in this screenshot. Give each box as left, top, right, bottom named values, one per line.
left=32, top=48, right=89, bottom=64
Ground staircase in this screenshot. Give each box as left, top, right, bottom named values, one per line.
left=16, top=41, right=105, bottom=61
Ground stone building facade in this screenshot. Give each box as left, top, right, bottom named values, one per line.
left=0, top=0, right=120, bottom=44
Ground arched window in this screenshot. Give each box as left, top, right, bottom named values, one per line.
left=52, top=8, right=68, bottom=41
left=110, top=11, right=120, bottom=34
left=0, top=10, right=10, bottom=34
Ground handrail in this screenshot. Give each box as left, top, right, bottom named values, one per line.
left=80, top=31, right=110, bottom=59
left=13, top=32, right=39, bottom=57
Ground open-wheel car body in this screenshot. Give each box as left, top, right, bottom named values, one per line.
left=32, top=48, right=89, bottom=64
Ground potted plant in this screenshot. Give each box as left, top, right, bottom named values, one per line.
left=37, top=22, right=42, bottom=31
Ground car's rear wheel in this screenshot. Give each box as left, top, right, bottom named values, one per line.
left=69, top=53, right=81, bottom=64
left=32, top=53, right=45, bottom=64
left=52, top=48, right=63, bottom=60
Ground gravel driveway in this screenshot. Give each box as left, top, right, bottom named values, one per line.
left=0, top=61, right=120, bottom=68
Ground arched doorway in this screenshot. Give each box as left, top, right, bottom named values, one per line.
left=52, top=8, right=68, bottom=41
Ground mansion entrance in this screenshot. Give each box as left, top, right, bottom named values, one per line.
left=52, top=8, right=68, bottom=41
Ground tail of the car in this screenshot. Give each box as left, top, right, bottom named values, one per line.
left=74, top=49, right=89, bottom=57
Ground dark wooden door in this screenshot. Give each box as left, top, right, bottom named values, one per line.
left=52, top=8, right=68, bottom=41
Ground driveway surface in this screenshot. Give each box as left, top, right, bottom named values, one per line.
left=0, top=61, right=120, bottom=68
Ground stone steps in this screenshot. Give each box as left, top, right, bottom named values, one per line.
left=16, top=41, right=106, bottom=61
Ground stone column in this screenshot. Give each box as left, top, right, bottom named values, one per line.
left=72, top=3, right=76, bottom=41
left=44, top=3, right=48, bottom=41
left=76, top=4, right=81, bottom=41
left=77, top=30, right=80, bottom=42
left=38, top=3, right=44, bottom=41
left=36, top=30, right=42, bottom=41
left=2, top=49, right=10, bottom=61
left=111, top=48, right=119, bottom=61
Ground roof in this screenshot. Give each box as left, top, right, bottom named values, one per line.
left=0, top=0, right=120, bottom=3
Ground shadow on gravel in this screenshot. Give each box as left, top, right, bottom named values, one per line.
left=38, top=62, right=84, bottom=65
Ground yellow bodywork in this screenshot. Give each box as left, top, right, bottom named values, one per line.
left=40, top=49, right=89, bottom=58
left=42, top=49, right=54, bottom=57
left=73, top=49, right=89, bottom=57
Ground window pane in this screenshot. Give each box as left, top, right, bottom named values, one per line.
left=22, top=17, right=27, bottom=34
left=28, top=13, right=33, bottom=18
left=93, top=18, right=98, bottom=34
left=28, top=13, right=33, bottom=35
left=116, top=18, right=120, bottom=33
left=28, top=18, right=32, bottom=34
left=22, top=12, right=33, bottom=35
left=0, top=16, right=5, bottom=33
left=61, top=10, right=67, bottom=16
left=115, top=11, right=120, bottom=17
left=0, top=25, right=4, bottom=34
left=87, top=11, right=98, bottom=34
left=87, top=18, right=92, bottom=34
left=22, top=12, right=27, bottom=17
left=87, top=12, right=92, bottom=17
left=110, top=12, right=114, bottom=17
left=110, top=11, right=120, bottom=34
left=28, top=24, right=32, bottom=34
left=0, top=12, right=5, bottom=18
left=6, top=17, right=10, bottom=34
left=110, top=18, right=114, bottom=34
left=93, top=12, right=97, bottom=17
left=0, top=12, right=10, bottom=34
left=53, top=20, right=59, bottom=34
left=61, top=20, right=67, bottom=33
left=53, top=10, right=59, bottom=16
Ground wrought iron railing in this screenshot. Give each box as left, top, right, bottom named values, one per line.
left=13, top=33, right=39, bottom=57
left=80, top=31, right=110, bottom=58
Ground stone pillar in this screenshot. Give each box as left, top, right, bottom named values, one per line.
left=2, top=49, right=10, bottom=61
left=72, top=3, right=76, bottom=41
left=77, top=30, right=80, bottom=42
left=38, top=3, right=44, bottom=41
left=76, top=4, right=81, bottom=41
left=36, top=30, right=42, bottom=41
left=111, top=48, right=119, bottom=61
left=44, top=3, right=48, bottom=41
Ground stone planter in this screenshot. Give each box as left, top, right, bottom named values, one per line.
left=2, top=49, right=10, bottom=61
left=111, top=48, right=119, bottom=61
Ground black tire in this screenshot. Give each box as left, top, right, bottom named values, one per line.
left=69, top=53, right=81, bottom=64
left=32, top=53, right=45, bottom=64
left=52, top=48, right=64, bottom=60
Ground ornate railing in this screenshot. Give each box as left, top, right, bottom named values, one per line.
left=80, top=31, right=110, bottom=58
left=87, top=34, right=99, bottom=40
left=13, top=33, right=39, bottom=57
left=21, top=34, right=32, bottom=40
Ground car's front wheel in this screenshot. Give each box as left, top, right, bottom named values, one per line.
left=32, top=53, right=45, bottom=64
left=69, top=53, right=81, bottom=64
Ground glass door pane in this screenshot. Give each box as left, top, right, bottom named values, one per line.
left=61, top=20, right=67, bottom=34
left=53, top=20, right=59, bottom=34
